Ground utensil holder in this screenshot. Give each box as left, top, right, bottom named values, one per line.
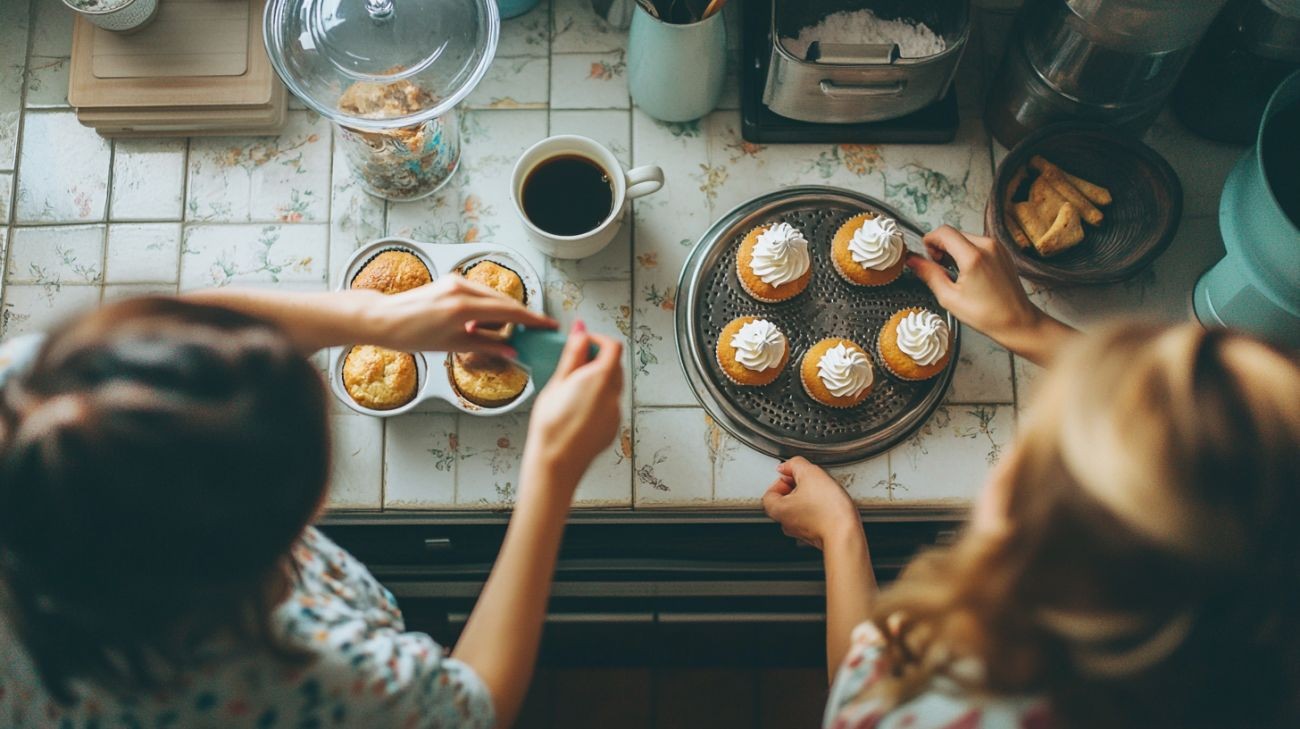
left=628, top=5, right=727, bottom=122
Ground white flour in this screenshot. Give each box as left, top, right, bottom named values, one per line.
left=782, top=8, right=947, bottom=60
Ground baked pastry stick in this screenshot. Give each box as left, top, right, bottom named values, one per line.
left=1030, top=155, right=1112, bottom=206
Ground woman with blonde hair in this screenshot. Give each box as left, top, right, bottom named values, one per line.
left=764, top=227, right=1300, bottom=729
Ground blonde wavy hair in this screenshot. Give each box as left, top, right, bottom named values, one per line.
left=864, top=323, right=1300, bottom=728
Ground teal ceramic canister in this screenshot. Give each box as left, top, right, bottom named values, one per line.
left=496, top=0, right=539, bottom=19
left=628, top=5, right=726, bottom=122
left=1194, top=70, right=1300, bottom=347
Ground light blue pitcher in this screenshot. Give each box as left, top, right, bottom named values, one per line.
left=1194, top=70, right=1300, bottom=347
left=627, top=5, right=727, bottom=122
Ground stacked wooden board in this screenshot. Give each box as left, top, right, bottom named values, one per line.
left=69, top=0, right=287, bottom=137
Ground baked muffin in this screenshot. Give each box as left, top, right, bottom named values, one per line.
left=451, top=352, right=529, bottom=408
left=343, top=345, right=419, bottom=410
left=877, top=308, right=953, bottom=381
left=351, top=250, right=432, bottom=294
left=463, top=260, right=526, bottom=304
left=800, top=338, right=874, bottom=409
left=831, top=212, right=906, bottom=287
left=735, top=222, right=812, bottom=303
left=716, top=316, right=788, bottom=386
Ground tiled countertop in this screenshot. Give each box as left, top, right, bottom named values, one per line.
left=0, top=0, right=1245, bottom=512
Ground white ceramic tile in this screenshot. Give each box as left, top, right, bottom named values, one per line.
left=23, top=55, right=69, bottom=109
left=1145, top=110, right=1246, bottom=218
left=551, top=0, right=627, bottom=53
left=0, top=172, right=12, bottom=223
left=633, top=407, right=713, bottom=506
left=891, top=405, right=1014, bottom=504
left=101, top=283, right=177, bottom=303
left=711, top=422, right=781, bottom=506
left=946, top=327, right=1014, bottom=403
left=550, top=52, right=629, bottom=110
left=383, top=412, right=459, bottom=508
left=6, top=225, right=104, bottom=285
left=629, top=264, right=693, bottom=405
left=826, top=455, right=896, bottom=505
left=1012, top=354, right=1042, bottom=418
left=15, top=111, right=111, bottom=223
left=465, top=56, right=549, bottom=109
left=329, top=141, right=385, bottom=288
left=180, top=224, right=329, bottom=290
left=1, top=284, right=101, bottom=340
left=549, top=109, right=631, bottom=166
left=875, top=116, right=993, bottom=233
left=0, top=1, right=30, bottom=172
left=497, top=0, right=550, bottom=57
left=456, top=412, right=529, bottom=508
left=30, top=0, right=73, bottom=57
left=110, top=138, right=187, bottom=221
left=105, top=223, right=181, bottom=283
left=186, top=111, right=332, bottom=223
left=326, top=414, right=384, bottom=509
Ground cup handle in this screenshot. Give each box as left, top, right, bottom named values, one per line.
left=625, top=165, right=665, bottom=200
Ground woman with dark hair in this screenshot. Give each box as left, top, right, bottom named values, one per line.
left=0, top=276, right=624, bottom=728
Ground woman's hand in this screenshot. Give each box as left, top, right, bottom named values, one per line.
left=762, top=457, right=862, bottom=551
left=906, top=226, right=1075, bottom=366
left=523, top=321, right=624, bottom=497
left=369, top=276, right=558, bottom=357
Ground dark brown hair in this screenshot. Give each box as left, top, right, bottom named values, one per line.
left=0, top=298, right=331, bottom=703
left=861, top=324, right=1300, bottom=728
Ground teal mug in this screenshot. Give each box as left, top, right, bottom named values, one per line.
left=1194, top=70, right=1300, bottom=347
left=496, top=0, right=540, bottom=19
left=627, top=5, right=726, bottom=122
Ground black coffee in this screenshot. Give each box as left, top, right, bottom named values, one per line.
left=522, top=155, right=613, bottom=236
left=1262, top=100, right=1300, bottom=229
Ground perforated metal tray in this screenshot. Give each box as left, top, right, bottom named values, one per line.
left=675, top=186, right=959, bottom=465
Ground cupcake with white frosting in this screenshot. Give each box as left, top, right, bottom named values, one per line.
left=831, top=212, right=906, bottom=287
left=800, top=338, right=875, bottom=408
left=877, top=308, right=953, bottom=381
left=735, top=222, right=813, bottom=303
left=716, top=316, right=789, bottom=386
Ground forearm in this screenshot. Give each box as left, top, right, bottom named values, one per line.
left=184, top=288, right=384, bottom=353
left=823, top=522, right=876, bottom=683
left=992, top=310, right=1077, bottom=368
left=452, top=452, right=572, bottom=728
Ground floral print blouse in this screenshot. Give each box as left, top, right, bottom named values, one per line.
left=0, top=336, right=494, bottom=729
left=823, top=622, right=1053, bottom=729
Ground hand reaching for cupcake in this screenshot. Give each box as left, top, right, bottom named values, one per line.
left=907, top=226, right=1076, bottom=367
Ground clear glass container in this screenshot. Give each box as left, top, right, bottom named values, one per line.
left=264, top=0, right=499, bottom=200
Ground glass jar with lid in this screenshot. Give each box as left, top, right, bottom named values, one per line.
left=264, top=0, right=499, bottom=201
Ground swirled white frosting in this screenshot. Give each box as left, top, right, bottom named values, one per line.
left=750, top=223, right=810, bottom=287
left=817, top=343, right=873, bottom=399
left=848, top=216, right=904, bottom=271
left=730, top=319, right=787, bottom=372
left=896, top=310, right=950, bottom=366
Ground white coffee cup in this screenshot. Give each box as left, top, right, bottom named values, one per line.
left=511, top=135, right=664, bottom=259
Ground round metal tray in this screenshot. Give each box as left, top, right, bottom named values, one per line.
left=675, top=186, right=960, bottom=465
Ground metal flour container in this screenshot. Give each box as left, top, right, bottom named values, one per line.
left=762, top=0, right=970, bottom=124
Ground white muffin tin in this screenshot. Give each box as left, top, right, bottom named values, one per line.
left=329, top=238, right=545, bottom=418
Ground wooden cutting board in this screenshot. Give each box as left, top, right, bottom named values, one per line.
left=69, top=0, right=277, bottom=109
left=92, top=0, right=249, bottom=78
left=77, top=83, right=285, bottom=126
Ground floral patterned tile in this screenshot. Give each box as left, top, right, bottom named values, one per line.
left=15, top=111, right=111, bottom=224
left=0, top=0, right=29, bottom=172
left=180, top=223, right=329, bottom=290
left=550, top=52, right=629, bottom=110
left=6, top=224, right=103, bottom=286
left=30, top=0, right=73, bottom=57
left=875, top=117, right=993, bottom=232
left=1144, top=110, right=1245, bottom=219
left=628, top=263, right=693, bottom=405
left=549, top=109, right=631, bottom=166
left=456, top=412, right=530, bottom=508
left=551, top=0, right=627, bottom=54
left=825, top=455, right=896, bottom=506
left=383, top=412, right=459, bottom=509
left=633, top=407, right=714, bottom=506
left=326, top=414, right=384, bottom=510
left=186, top=111, right=331, bottom=223
left=23, top=55, right=69, bottom=109
left=1012, top=354, right=1042, bottom=418
left=110, top=138, right=187, bottom=221
left=101, top=283, right=177, bottom=303
left=945, top=327, right=1014, bottom=403
left=497, top=0, right=551, bottom=57
left=105, top=223, right=181, bottom=283
left=329, top=141, right=385, bottom=288
left=891, top=404, right=1014, bottom=504
left=0, top=172, right=11, bottom=223
left=466, top=56, right=550, bottom=109
left=710, top=422, right=781, bottom=506
left=1, top=284, right=101, bottom=340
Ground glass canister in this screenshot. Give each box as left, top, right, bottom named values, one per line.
left=264, top=0, right=499, bottom=201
